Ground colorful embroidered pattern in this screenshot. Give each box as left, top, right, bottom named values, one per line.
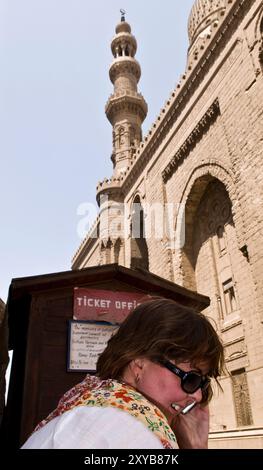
left=35, top=374, right=177, bottom=449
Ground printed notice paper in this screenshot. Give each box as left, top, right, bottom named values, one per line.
left=68, top=321, right=119, bottom=371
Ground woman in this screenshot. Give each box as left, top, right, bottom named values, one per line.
left=21, top=298, right=224, bottom=449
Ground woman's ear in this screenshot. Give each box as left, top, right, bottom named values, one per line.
left=130, top=357, right=148, bottom=379
left=129, top=358, right=146, bottom=386
left=122, top=359, right=143, bottom=387
left=129, top=358, right=144, bottom=376
left=133, top=358, right=145, bottom=370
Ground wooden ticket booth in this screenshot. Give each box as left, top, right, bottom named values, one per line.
left=2, top=264, right=209, bottom=448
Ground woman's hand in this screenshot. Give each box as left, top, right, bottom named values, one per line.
left=171, top=404, right=209, bottom=449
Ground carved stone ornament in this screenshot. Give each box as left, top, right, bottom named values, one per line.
left=162, top=99, right=220, bottom=182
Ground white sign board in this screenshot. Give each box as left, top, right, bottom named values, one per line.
left=68, top=321, right=119, bottom=372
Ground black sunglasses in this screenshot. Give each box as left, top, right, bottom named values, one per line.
left=160, top=359, right=210, bottom=394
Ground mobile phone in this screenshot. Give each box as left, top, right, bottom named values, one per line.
left=180, top=401, right=197, bottom=415
left=171, top=400, right=196, bottom=415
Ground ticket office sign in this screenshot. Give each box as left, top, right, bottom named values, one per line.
left=68, top=320, right=119, bottom=372
left=73, top=288, right=149, bottom=324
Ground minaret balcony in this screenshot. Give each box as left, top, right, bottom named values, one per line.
left=109, top=57, right=141, bottom=83
left=96, top=177, right=123, bottom=205
left=105, top=92, right=148, bottom=124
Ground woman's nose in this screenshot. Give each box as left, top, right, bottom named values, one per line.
left=189, top=387, right=203, bottom=403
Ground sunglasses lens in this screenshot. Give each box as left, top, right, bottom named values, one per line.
left=183, top=373, right=202, bottom=393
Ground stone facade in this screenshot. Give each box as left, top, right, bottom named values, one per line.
left=72, top=0, right=263, bottom=448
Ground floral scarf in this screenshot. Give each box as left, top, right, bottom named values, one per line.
left=35, top=374, right=177, bottom=449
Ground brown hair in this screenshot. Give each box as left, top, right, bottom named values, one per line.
left=96, top=298, right=225, bottom=403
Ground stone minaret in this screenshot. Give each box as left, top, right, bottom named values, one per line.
left=105, top=11, right=148, bottom=176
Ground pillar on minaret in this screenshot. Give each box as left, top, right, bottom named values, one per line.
left=105, top=11, right=148, bottom=176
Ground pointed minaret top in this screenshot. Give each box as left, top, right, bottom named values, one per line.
left=115, top=11, right=131, bottom=35
left=120, top=8, right=126, bottom=22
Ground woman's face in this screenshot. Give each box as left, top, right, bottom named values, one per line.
left=134, top=358, right=209, bottom=423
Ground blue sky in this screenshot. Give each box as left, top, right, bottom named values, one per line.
left=0, top=0, right=194, bottom=302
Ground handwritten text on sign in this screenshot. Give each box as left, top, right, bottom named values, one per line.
left=73, top=288, right=149, bottom=323
left=68, top=321, right=119, bottom=371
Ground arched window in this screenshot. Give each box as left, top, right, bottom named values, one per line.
left=183, top=177, right=240, bottom=319
left=114, top=238, right=121, bottom=264
left=105, top=239, right=112, bottom=264
left=119, top=127, right=125, bottom=147
left=217, top=225, right=226, bottom=253
left=130, top=195, right=149, bottom=270
left=130, top=127, right=136, bottom=147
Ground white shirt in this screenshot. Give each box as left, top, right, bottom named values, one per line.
left=21, top=406, right=168, bottom=449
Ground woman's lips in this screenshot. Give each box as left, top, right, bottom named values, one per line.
left=171, top=403, right=181, bottom=412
